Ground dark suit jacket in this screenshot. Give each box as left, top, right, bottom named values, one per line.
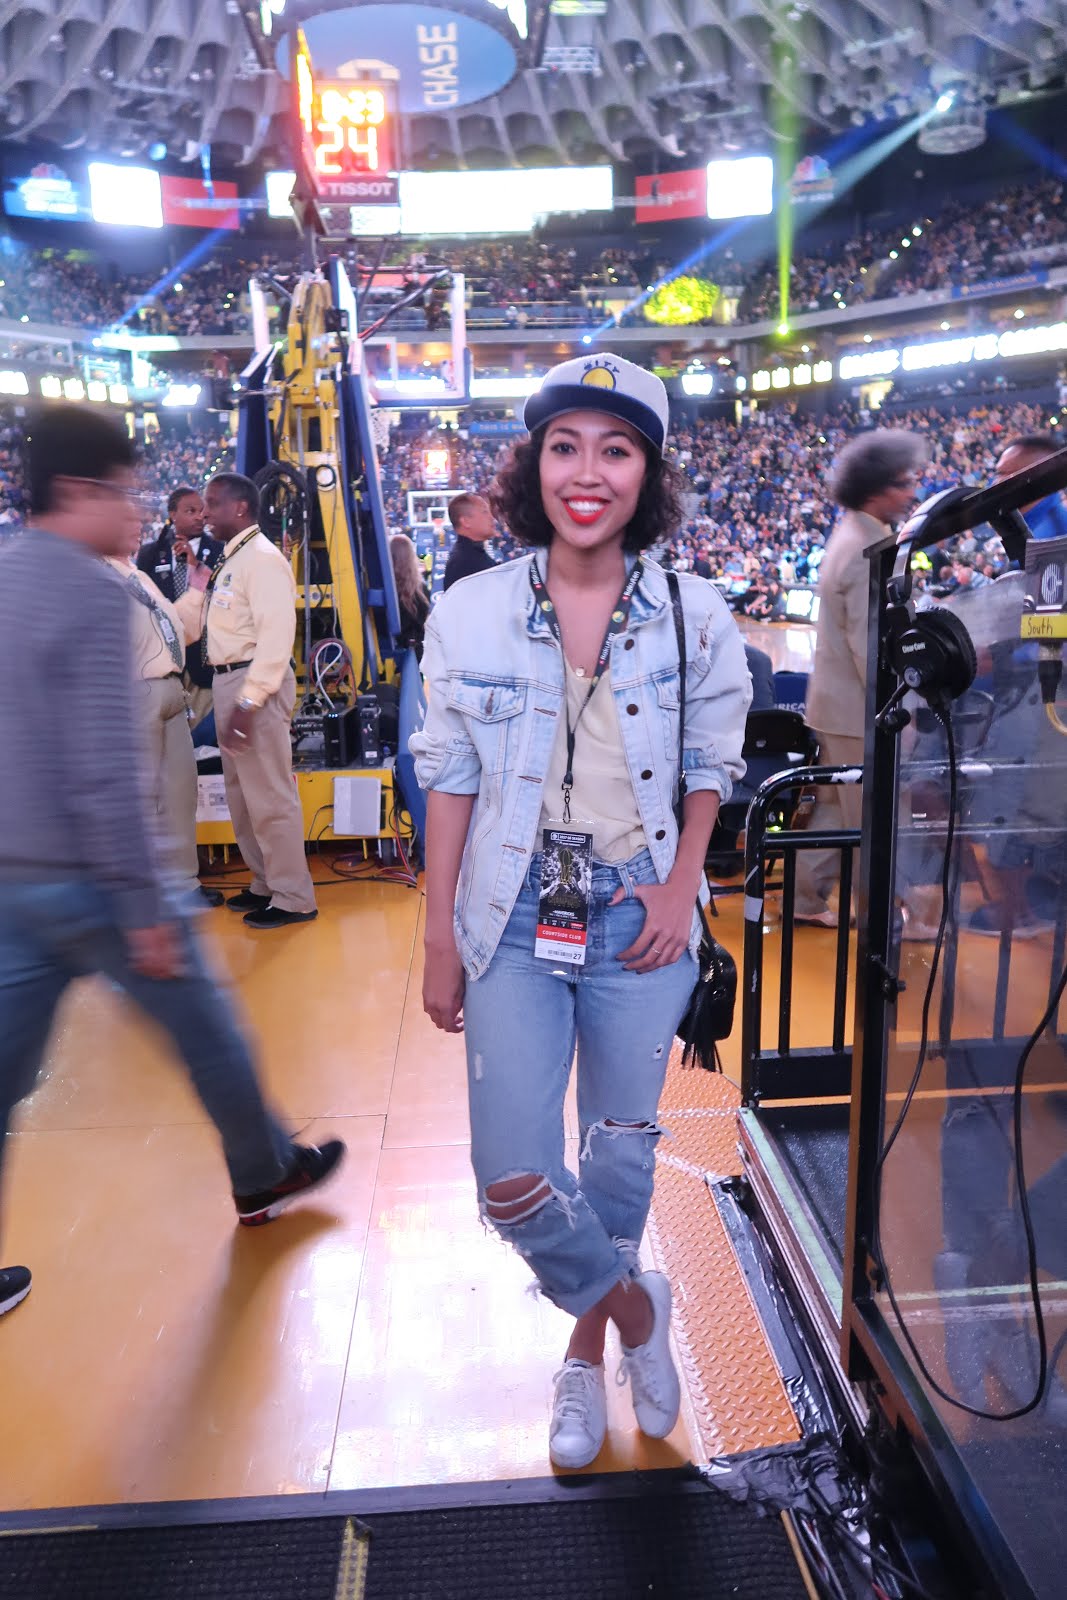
left=137, top=529, right=223, bottom=602
left=443, top=535, right=496, bottom=592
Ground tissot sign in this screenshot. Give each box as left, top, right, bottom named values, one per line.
left=282, top=2, right=522, bottom=112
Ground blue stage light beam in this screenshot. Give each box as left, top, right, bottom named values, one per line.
left=107, top=228, right=231, bottom=334
left=988, top=109, right=1067, bottom=183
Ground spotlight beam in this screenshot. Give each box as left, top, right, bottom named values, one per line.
left=106, top=228, right=231, bottom=335
left=592, top=102, right=946, bottom=341
left=773, top=41, right=799, bottom=337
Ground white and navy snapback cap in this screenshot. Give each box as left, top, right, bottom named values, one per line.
left=524, top=353, right=670, bottom=455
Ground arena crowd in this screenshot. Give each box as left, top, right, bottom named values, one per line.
left=0, top=398, right=1056, bottom=607
left=1, top=173, right=1062, bottom=338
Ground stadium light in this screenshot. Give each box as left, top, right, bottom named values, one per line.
left=935, top=91, right=956, bottom=114
left=706, top=156, right=773, bottom=219
left=88, top=163, right=163, bottom=228
left=163, top=383, right=202, bottom=407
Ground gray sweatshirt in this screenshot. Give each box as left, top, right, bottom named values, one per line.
left=0, top=528, right=165, bottom=928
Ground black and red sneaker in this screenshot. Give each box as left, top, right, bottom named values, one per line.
left=234, top=1141, right=346, bottom=1226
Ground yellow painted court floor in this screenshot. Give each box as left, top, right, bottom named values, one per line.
left=1, top=872, right=803, bottom=1513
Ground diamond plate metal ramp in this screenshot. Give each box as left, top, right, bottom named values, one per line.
left=647, top=1052, right=801, bottom=1459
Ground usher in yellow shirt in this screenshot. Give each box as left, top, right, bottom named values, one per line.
left=176, top=524, right=297, bottom=709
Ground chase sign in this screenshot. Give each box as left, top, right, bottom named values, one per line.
left=281, top=2, right=525, bottom=113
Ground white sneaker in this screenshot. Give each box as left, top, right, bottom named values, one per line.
left=617, top=1270, right=680, bottom=1439
left=549, top=1359, right=607, bottom=1469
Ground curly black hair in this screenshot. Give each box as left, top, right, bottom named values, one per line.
left=489, top=425, right=684, bottom=553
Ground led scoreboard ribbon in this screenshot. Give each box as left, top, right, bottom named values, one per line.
left=294, top=27, right=395, bottom=197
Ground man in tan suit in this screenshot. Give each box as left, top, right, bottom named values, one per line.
left=181, top=473, right=317, bottom=930
left=795, top=432, right=926, bottom=926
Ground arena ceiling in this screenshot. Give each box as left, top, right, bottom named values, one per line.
left=1, top=0, right=1065, bottom=170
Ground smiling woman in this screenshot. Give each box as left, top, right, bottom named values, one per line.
left=410, top=351, right=752, bottom=1475
left=496, top=356, right=682, bottom=553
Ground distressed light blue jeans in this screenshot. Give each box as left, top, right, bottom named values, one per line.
left=463, top=848, right=697, bottom=1317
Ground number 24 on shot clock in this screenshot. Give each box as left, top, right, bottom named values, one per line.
left=315, top=83, right=393, bottom=177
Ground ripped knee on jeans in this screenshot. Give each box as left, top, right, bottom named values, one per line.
left=581, top=1118, right=666, bottom=1160
left=483, top=1173, right=554, bottom=1226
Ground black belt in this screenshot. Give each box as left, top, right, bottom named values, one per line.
left=214, top=658, right=296, bottom=674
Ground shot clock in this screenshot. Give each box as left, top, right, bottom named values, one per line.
left=293, top=27, right=398, bottom=206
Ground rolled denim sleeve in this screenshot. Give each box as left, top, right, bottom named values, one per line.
left=409, top=608, right=483, bottom=795
left=681, top=580, right=752, bottom=804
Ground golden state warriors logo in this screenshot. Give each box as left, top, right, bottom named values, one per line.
left=581, top=359, right=620, bottom=390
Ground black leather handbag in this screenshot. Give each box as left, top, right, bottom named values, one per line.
left=666, top=573, right=738, bottom=1072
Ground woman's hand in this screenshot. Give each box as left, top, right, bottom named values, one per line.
left=612, top=879, right=695, bottom=972
left=423, top=937, right=466, bottom=1032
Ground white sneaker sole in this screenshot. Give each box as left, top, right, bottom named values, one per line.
left=0, top=1284, right=30, bottom=1316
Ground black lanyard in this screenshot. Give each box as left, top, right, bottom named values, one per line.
left=201, top=526, right=260, bottom=662
left=529, top=556, right=643, bottom=823
left=206, top=527, right=259, bottom=602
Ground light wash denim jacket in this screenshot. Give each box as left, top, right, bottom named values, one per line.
left=411, top=553, right=752, bottom=979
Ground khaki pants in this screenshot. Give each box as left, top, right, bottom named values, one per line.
left=184, top=681, right=214, bottom=730
left=213, top=668, right=316, bottom=914
left=793, top=730, right=865, bottom=918
left=142, top=674, right=200, bottom=896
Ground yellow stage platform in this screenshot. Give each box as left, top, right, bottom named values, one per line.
left=195, top=764, right=404, bottom=848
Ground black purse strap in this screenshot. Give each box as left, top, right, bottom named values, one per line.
left=666, top=570, right=717, bottom=935
left=665, top=571, right=688, bottom=828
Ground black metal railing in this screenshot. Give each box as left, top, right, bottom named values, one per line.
left=740, top=765, right=862, bottom=1106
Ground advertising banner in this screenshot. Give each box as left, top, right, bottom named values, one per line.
left=160, top=175, right=240, bottom=230
left=469, top=419, right=526, bottom=435
left=789, top=155, right=834, bottom=205
left=284, top=4, right=520, bottom=113
left=951, top=269, right=1049, bottom=301
left=320, top=175, right=399, bottom=206
left=4, top=162, right=89, bottom=221
left=635, top=168, right=707, bottom=225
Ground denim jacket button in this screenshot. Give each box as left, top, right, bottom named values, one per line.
left=655, top=829, right=666, bottom=840
left=626, top=703, right=639, bottom=715
left=624, top=638, right=635, bottom=650
left=641, top=768, right=653, bottom=780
